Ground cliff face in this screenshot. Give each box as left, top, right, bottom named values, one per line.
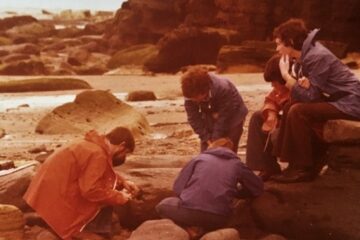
left=107, top=0, right=360, bottom=50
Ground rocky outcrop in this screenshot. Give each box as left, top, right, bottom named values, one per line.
left=0, top=15, right=37, bottom=32
left=0, top=204, right=25, bottom=240
left=35, top=90, right=150, bottom=137
left=200, top=228, right=240, bottom=240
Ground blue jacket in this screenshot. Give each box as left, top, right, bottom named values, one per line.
left=292, top=29, right=360, bottom=119
left=184, top=73, right=248, bottom=142
left=173, top=147, right=263, bottom=216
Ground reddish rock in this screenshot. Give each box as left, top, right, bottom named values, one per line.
left=0, top=15, right=37, bottom=32
left=0, top=60, right=47, bottom=75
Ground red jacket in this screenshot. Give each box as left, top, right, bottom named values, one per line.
left=262, top=85, right=290, bottom=120
left=24, top=130, right=126, bottom=239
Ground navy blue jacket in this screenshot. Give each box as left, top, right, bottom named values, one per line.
left=292, top=29, right=360, bottom=119
left=173, top=147, right=264, bottom=216
left=184, top=73, right=248, bottom=142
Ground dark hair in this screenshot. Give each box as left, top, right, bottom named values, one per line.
left=273, top=18, right=308, bottom=51
left=106, top=127, right=135, bottom=152
left=264, top=54, right=286, bottom=85
left=208, top=138, right=234, bottom=151
left=181, top=66, right=211, bottom=98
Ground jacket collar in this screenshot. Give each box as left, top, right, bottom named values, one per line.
left=84, top=130, right=111, bottom=157
left=301, top=28, right=320, bottom=59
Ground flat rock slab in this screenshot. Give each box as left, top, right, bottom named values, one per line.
left=323, top=120, right=360, bottom=143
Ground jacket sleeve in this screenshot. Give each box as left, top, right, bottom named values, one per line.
left=237, top=163, right=264, bottom=198
left=185, top=99, right=210, bottom=142
left=173, top=159, right=197, bottom=196
left=262, top=90, right=280, bottom=118
left=211, top=80, right=242, bottom=140
left=78, top=153, right=127, bottom=205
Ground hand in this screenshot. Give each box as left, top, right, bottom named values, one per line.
left=279, top=55, right=290, bottom=78
left=118, top=190, right=132, bottom=204
left=123, top=180, right=140, bottom=197
left=262, top=114, right=278, bottom=133
left=298, top=77, right=310, bottom=89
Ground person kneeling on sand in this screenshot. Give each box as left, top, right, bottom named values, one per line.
left=24, top=127, right=139, bottom=239
left=181, top=66, right=248, bottom=153
left=156, top=138, right=263, bottom=237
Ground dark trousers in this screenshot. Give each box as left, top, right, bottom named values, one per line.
left=201, top=120, right=244, bottom=153
left=246, top=111, right=279, bottom=171
left=156, top=197, right=228, bottom=230
left=278, top=102, right=356, bottom=168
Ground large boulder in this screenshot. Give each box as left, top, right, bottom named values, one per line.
left=144, top=26, right=225, bottom=73
left=0, top=59, right=47, bottom=75
left=200, top=228, right=240, bottom=240
left=0, top=15, right=37, bottom=32
left=35, top=90, right=150, bottom=137
left=251, top=169, right=360, bottom=240
left=107, top=44, right=158, bottom=69
left=217, top=41, right=276, bottom=73
left=127, top=90, right=157, bottom=102
left=5, top=22, right=55, bottom=39
left=128, top=219, right=189, bottom=240
left=0, top=204, right=25, bottom=240
left=0, top=161, right=39, bottom=211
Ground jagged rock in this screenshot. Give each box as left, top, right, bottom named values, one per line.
left=0, top=205, right=25, bottom=240
left=0, top=162, right=39, bottom=210
left=200, top=228, right=240, bottom=240
left=36, top=90, right=150, bottom=137
left=144, top=26, right=225, bottom=73
left=217, top=41, right=276, bottom=73
left=0, top=78, right=91, bottom=93
left=0, top=15, right=37, bottom=32
left=128, top=219, right=189, bottom=240
left=107, top=44, right=158, bottom=69
left=127, top=90, right=157, bottom=101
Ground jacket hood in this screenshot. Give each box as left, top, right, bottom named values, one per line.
left=84, top=130, right=110, bottom=154
left=202, top=147, right=238, bottom=160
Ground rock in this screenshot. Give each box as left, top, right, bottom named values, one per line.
left=0, top=160, right=15, bottom=170
left=0, top=161, right=39, bottom=210
left=320, top=40, right=348, bottom=59
left=200, top=228, right=240, bottom=240
left=252, top=171, right=360, bottom=240
left=107, top=44, right=158, bottom=69
left=2, top=53, right=31, bottom=63
left=6, top=22, right=55, bottom=39
left=36, top=90, right=150, bottom=138
left=0, top=15, right=37, bottom=32
left=28, top=145, right=47, bottom=154
left=128, top=219, right=189, bottom=240
left=0, top=204, right=24, bottom=240
left=0, top=128, right=5, bottom=139
left=217, top=41, right=276, bottom=73
left=145, top=26, right=225, bottom=73
left=67, top=48, right=91, bottom=66
left=120, top=154, right=191, bottom=170
left=259, top=234, right=287, bottom=240
left=345, top=61, right=359, bottom=70
left=0, top=36, right=12, bottom=46
left=323, top=120, right=360, bottom=143
left=35, top=229, right=60, bottom=240
left=0, top=60, right=47, bottom=75
left=127, top=91, right=157, bottom=101
left=115, top=168, right=180, bottom=228
left=0, top=78, right=91, bottom=93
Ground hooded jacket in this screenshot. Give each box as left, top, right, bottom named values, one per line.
left=173, top=147, right=263, bottom=216
left=24, top=130, right=126, bottom=239
left=292, top=29, right=360, bottom=119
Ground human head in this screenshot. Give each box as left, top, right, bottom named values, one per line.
left=264, top=54, right=286, bottom=85
left=273, top=18, right=308, bottom=54
left=208, top=138, right=234, bottom=151
left=181, top=66, right=211, bottom=102
left=105, top=127, right=135, bottom=166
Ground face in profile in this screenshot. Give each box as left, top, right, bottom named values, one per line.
left=275, top=38, right=293, bottom=56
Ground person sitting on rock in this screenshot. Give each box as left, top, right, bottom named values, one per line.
left=246, top=54, right=290, bottom=181
left=181, top=66, right=248, bottom=153
left=156, top=138, right=263, bottom=235
left=271, top=18, right=360, bottom=183
left=24, top=127, right=139, bottom=239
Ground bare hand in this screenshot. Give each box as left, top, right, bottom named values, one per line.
left=120, top=190, right=132, bottom=204
left=123, top=180, right=140, bottom=197
left=262, top=114, right=278, bottom=133
left=298, top=77, right=311, bottom=89
left=279, top=55, right=290, bottom=78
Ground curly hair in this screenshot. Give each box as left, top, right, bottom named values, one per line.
left=106, top=127, right=135, bottom=152
left=181, top=66, right=211, bottom=98
left=273, top=18, right=308, bottom=51
left=263, top=54, right=286, bottom=85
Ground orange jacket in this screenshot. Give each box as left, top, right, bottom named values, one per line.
left=261, top=86, right=290, bottom=120
left=24, top=130, right=126, bottom=239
